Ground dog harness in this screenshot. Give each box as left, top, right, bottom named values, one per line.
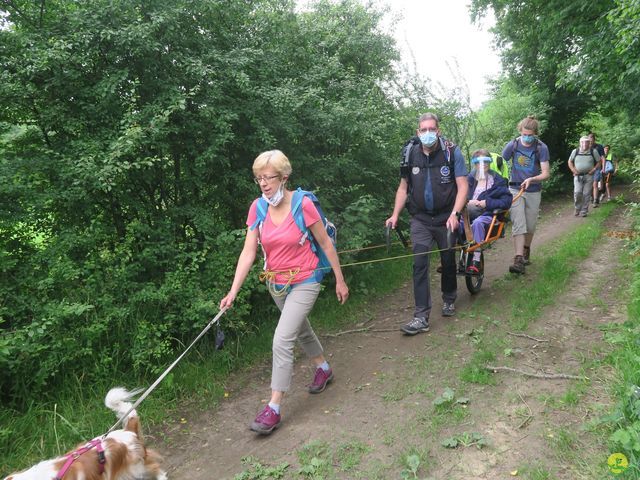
left=55, top=437, right=105, bottom=479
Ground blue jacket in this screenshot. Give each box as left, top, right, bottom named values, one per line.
left=467, top=170, right=513, bottom=217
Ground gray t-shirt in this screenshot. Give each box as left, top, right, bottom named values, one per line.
left=570, top=149, right=600, bottom=174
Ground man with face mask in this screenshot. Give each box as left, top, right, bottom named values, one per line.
left=386, top=113, right=468, bottom=335
left=568, top=135, right=601, bottom=217
left=501, top=115, right=551, bottom=274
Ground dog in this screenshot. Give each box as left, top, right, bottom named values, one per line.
left=4, top=388, right=167, bottom=480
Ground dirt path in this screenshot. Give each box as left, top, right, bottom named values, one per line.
left=160, top=191, right=627, bottom=479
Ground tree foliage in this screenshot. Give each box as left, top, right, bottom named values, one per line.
left=469, top=0, right=634, bottom=159
left=0, top=0, right=413, bottom=406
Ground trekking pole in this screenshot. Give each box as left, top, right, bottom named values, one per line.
left=104, top=307, right=229, bottom=436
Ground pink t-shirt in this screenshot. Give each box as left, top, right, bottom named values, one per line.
left=246, top=197, right=321, bottom=284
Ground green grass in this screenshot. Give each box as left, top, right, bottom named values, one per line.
left=596, top=201, right=640, bottom=479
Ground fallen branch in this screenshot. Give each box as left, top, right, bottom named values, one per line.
left=485, top=365, right=586, bottom=380
left=516, top=389, right=533, bottom=429
left=507, top=332, right=548, bottom=343
left=323, top=327, right=398, bottom=337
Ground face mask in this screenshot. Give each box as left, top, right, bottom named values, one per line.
left=262, top=181, right=285, bottom=207
left=521, top=134, right=535, bottom=144
left=419, top=131, right=438, bottom=147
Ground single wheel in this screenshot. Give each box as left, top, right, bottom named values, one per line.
left=465, top=251, right=484, bottom=294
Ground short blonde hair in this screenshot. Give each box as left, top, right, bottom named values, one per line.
left=252, top=150, right=292, bottom=177
left=517, top=115, right=539, bottom=134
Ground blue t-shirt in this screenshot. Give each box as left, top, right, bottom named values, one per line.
left=502, top=138, right=549, bottom=193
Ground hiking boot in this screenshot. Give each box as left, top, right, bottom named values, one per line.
left=442, top=302, right=455, bottom=317
left=401, top=317, right=430, bottom=335
left=250, top=405, right=281, bottom=435
left=466, top=260, right=481, bottom=275
left=509, top=255, right=525, bottom=274
left=523, top=246, right=531, bottom=266
left=308, top=367, right=333, bottom=394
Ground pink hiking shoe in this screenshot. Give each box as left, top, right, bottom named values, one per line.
left=308, top=367, right=334, bottom=394
left=250, top=405, right=281, bottom=435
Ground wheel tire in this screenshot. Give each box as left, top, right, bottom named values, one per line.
left=465, top=251, right=484, bottom=294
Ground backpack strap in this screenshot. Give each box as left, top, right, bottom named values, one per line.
left=249, top=197, right=269, bottom=232
left=291, top=188, right=320, bottom=251
left=249, top=197, right=270, bottom=269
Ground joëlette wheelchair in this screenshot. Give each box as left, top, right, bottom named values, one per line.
left=451, top=187, right=525, bottom=293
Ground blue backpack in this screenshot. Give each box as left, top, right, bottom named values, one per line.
left=250, top=188, right=337, bottom=282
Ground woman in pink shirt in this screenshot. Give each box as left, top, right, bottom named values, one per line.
left=220, top=150, right=349, bottom=435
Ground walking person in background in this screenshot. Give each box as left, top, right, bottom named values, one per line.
left=603, top=144, right=618, bottom=201
left=220, top=150, right=349, bottom=435
left=589, top=132, right=606, bottom=208
left=386, top=112, right=468, bottom=335
left=568, top=136, right=601, bottom=217
left=501, top=115, right=550, bottom=274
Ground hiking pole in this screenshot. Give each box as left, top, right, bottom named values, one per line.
left=385, top=222, right=410, bottom=253
left=104, top=307, right=229, bottom=436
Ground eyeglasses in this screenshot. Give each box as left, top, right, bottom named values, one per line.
left=253, top=174, right=281, bottom=185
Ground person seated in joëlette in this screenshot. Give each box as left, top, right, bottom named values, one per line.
left=461, top=149, right=513, bottom=274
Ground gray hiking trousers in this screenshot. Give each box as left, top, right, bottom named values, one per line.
left=269, top=282, right=323, bottom=392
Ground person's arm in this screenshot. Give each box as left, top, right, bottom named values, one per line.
left=446, top=175, right=468, bottom=232
left=219, top=227, right=259, bottom=309
left=386, top=178, right=408, bottom=228
left=568, top=151, right=578, bottom=175
left=522, top=152, right=551, bottom=189
left=594, top=151, right=602, bottom=173
left=309, top=221, right=349, bottom=304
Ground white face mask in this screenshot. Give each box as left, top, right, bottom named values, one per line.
left=262, top=181, right=285, bottom=206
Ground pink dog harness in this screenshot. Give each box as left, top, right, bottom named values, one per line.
left=55, top=437, right=105, bottom=479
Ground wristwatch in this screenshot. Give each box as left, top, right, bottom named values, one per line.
left=451, top=211, right=462, bottom=220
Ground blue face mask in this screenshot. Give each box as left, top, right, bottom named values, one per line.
left=521, top=134, right=536, bottom=144
left=419, top=131, right=438, bottom=147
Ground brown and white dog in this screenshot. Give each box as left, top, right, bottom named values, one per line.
left=4, top=388, right=167, bottom=480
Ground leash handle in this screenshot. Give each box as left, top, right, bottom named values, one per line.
left=104, top=307, right=228, bottom=436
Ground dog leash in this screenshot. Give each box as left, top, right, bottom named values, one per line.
left=104, top=307, right=228, bottom=437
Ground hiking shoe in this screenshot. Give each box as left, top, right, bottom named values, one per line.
left=593, top=202, right=599, bottom=208
left=442, top=302, right=455, bottom=317
left=401, top=317, right=430, bottom=335
left=580, top=212, right=588, bottom=217
left=523, top=246, right=531, bottom=266
left=466, top=261, right=481, bottom=275
left=574, top=209, right=579, bottom=216
left=509, top=255, right=525, bottom=274
left=308, top=367, right=334, bottom=394
left=250, top=405, right=281, bottom=435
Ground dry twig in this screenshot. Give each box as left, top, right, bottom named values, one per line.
left=322, top=327, right=398, bottom=337
left=507, top=332, right=548, bottom=343
left=485, top=365, right=586, bottom=380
